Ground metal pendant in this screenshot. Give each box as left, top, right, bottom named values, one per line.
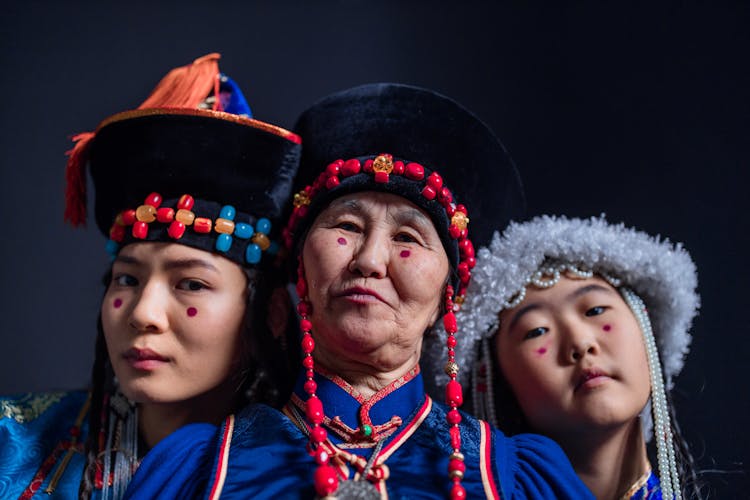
left=331, top=479, right=381, bottom=499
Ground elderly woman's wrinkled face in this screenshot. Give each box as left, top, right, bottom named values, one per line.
left=302, top=192, right=449, bottom=371
left=495, top=275, right=651, bottom=439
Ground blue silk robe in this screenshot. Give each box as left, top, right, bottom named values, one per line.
left=126, top=368, right=593, bottom=499
left=0, top=391, right=90, bottom=499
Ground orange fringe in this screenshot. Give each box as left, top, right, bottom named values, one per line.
left=64, top=132, right=95, bottom=226
left=137, top=53, right=221, bottom=110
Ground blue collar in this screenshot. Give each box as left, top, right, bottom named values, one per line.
left=291, top=366, right=425, bottom=445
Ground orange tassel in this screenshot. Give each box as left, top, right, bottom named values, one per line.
left=64, top=132, right=95, bottom=226
left=137, top=53, right=221, bottom=110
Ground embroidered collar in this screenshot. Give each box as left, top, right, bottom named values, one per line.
left=289, top=365, right=424, bottom=447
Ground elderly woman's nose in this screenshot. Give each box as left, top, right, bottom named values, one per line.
left=348, top=233, right=389, bottom=278
left=128, top=281, right=170, bottom=333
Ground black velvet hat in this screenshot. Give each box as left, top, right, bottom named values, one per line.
left=285, top=83, right=524, bottom=297
left=65, top=54, right=301, bottom=267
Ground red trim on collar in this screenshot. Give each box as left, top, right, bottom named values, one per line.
left=208, top=414, right=235, bottom=500
left=479, top=420, right=500, bottom=499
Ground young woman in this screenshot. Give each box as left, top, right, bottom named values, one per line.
left=0, top=54, right=301, bottom=499
left=124, top=83, right=593, bottom=499
left=427, top=215, right=701, bottom=499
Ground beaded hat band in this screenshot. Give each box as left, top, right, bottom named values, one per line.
left=107, top=192, right=276, bottom=267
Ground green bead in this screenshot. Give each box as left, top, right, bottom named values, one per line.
left=362, top=425, right=373, bottom=437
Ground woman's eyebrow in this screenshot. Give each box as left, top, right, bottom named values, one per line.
left=162, top=258, right=219, bottom=273
left=389, top=208, right=431, bottom=229
left=113, top=255, right=140, bottom=266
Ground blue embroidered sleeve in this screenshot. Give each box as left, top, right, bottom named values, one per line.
left=495, top=431, right=594, bottom=499
left=124, top=422, right=218, bottom=499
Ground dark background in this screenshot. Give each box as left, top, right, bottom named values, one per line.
left=1, top=1, right=747, bottom=496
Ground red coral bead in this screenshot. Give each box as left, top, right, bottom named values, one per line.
left=447, top=335, right=457, bottom=348
left=177, top=194, right=194, bottom=210
left=303, top=356, right=314, bottom=369
left=447, top=409, right=462, bottom=425
left=404, top=162, right=425, bottom=180
left=326, top=162, right=340, bottom=177
left=446, top=380, right=464, bottom=407
left=374, top=171, right=389, bottom=183
left=302, top=334, right=315, bottom=354
left=448, top=225, right=462, bottom=239
left=450, top=426, right=462, bottom=449
left=341, top=158, right=361, bottom=176
left=455, top=204, right=467, bottom=215
left=144, top=192, right=162, bottom=208
left=156, top=207, right=175, bottom=223
left=325, top=176, right=340, bottom=190
left=109, top=224, right=125, bottom=243
left=311, top=426, right=328, bottom=444
left=427, top=172, right=443, bottom=189
left=122, top=209, right=137, bottom=226
left=443, top=312, right=457, bottom=334
left=451, top=483, right=467, bottom=500
left=296, top=279, right=308, bottom=298
left=132, top=221, right=148, bottom=239
left=448, top=458, right=466, bottom=473
left=421, top=185, right=437, bottom=200
left=393, top=160, right=405, bottom=175
left=304, top=380, right=318, bottom=394
left=459, top=239, right=475, bottom=258
left=313, top=465, right=339, bottom=496
left=438, top=187, right=453, bottom=205
left=297, top=301, right=312, bottom=316
left=300, top=318, right=312, bottom=332
left=314, top=447, right=330, bottom=465
left=466, top=256, right=476, bottom=269
left=306, top=396, right=324, bottom=424
left=167, top=221, right=186, bottom=239
left=363, top=158, right=374, bottom=173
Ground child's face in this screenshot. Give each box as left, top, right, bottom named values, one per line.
left=495, top=275, right=651, bottom=439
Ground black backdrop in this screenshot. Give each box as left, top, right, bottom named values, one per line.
left=1, top=1, right=747, bottom=496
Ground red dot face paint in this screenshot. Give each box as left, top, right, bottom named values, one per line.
left=400, top=250, right=411, bottom=258
left=603, top=324, right=612, bottom=332
left=187, top=307, right=198, bottom=317
left=337, top=237, right=347, bottom=245
left=113, top=298, right=123, bottom=309
left=536, top=347, right=547, bottom=355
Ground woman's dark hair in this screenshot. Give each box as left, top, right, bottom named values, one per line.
left=78, top=260, right=297, bottom=499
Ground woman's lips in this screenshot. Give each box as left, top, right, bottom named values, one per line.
left=123, top=347, right=169, bottom=370
left=335, top=286, right=386, bottom=305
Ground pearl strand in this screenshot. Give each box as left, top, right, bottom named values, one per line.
left=621, top=288, right=681, bottom=500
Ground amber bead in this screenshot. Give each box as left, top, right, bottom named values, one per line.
left=175, top=209, right=195, bottom=225
left=193, top=217, right=212, bottom=233
left=250, top=233, right=270, bottom=251
left=135, top=205, right=156, bottom=223
left=214, top=218, right=235, bottom=234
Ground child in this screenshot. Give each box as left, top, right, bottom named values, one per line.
left=427, top=215, right=701, bottom=499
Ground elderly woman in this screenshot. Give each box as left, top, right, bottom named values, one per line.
left=125, top=84, right=592, bottom=499
left=0, top=55, right=300, bottom=499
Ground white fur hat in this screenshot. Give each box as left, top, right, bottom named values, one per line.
left=423, top=215, right=699, bottom=395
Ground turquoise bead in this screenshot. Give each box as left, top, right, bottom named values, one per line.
left=215, top=233, right=233, bottom=252
left=219, top=205, right=236, bottom=220
left=256, top=218, right=271, bottom=234
left=245, top=243, right=262, bottom=264
left=234, top=222, right=254, bottom=239
left=105, top=239, right=120, bottom=257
